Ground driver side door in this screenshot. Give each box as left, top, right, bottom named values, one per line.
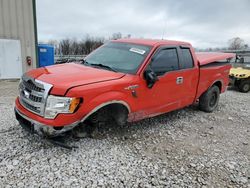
left=139, top=47, right=184, bottom=116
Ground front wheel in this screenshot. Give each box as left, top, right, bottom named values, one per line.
left=238, top=80, right=250, bottom=93
left=199, top=85, right=220, bottom=112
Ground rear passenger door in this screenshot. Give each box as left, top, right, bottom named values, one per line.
left=177, top=47, right=199, bottom=106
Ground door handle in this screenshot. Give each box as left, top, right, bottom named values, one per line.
left=176, top=77, right=183, bottom=84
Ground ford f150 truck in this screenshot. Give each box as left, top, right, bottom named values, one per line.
left=15, top=39, right=235, bottom=137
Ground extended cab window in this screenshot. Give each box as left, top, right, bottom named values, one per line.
left=150, top=48, right=179, bottom=76
left=180, top=48, right=194, bottom=69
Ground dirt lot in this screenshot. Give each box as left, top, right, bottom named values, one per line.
left=0, top=80, right=249, bottom=187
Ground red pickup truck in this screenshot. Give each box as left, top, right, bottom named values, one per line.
left=15, top=39, right=234, bottom=137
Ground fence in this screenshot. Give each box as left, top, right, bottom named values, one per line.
left=222, top=50, right=250, bottom=56
left=54, top=55, right=87, bottom=64
left=55, top=55, right=87, bottom=61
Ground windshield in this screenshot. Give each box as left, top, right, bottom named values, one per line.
left=83, top=42, right=152, bottom=74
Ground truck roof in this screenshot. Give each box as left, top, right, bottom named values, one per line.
left=114, top=39, right=235, bottom=66
left=114, top=38, right=191, bottom=47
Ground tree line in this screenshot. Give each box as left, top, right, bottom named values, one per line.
left=197, top=37, right=249, bottom=52
left=43, top=35, right=249, bottom=55
left=44, top=32, right=131, bottom=55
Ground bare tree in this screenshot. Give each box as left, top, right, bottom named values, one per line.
left=70, top=38, right=80, bottom=55
left=84, top=37, right=94, bottom=54
left=59, top=39, right=71, bottom=55
left=57, top=36, right=104, bottom=55
left=79, top=36, right=104, bottom=55
left=91, top=37, right=104, bottom=50
left=228, top=37, right=246, bottom=50
left=78, top=40, right=86, bottom=55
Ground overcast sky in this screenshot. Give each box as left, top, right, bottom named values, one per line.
left=36, top=0, right=250, bottom=48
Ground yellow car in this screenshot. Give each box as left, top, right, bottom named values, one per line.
left=229, top=58, right=250, bottom=93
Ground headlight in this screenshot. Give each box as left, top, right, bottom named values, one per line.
left=44, top=95, right=81, bottom=119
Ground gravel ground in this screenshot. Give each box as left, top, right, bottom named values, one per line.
left=0, top=80, right=249, bottom=187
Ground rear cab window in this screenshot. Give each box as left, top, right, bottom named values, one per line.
left=179, top=48, right=194, bottom=69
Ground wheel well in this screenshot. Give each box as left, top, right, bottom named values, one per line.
left=85, top=103, right=129, bottom=126
left=213, top=81, right=222, bottom=92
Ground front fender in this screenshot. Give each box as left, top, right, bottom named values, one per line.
left=79, top=91, right=132, bottom=122
left=88, top=91, right=131, bottom=111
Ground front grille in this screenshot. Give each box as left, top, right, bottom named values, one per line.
left=21, top=98, right=41, bottom=113
left=19, top=75, right=52, bottom=116
left=29, top=94, right=42, bottom=103
left=22, top=79, right=44, bottom=93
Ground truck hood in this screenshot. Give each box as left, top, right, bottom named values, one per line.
left=26, top=63, right=125, bottom=95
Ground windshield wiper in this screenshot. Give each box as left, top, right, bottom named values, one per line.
left=81, top=59, right=89, bottom=65
left=89, top=63, right=118, bottom=72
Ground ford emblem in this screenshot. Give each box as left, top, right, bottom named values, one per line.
left=23, top=90, right=30, bottom=98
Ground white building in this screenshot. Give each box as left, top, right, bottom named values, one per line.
left=0, top=0, right=37, bottom=79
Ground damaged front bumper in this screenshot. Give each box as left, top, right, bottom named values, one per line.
left=15, top=108, right=80, bottom=137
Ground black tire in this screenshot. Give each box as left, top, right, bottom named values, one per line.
left=199, top=85, right=220, bottom=112
left=72, top=121, right=98, bottom=138
left=238, top=80, right=250, bottom=93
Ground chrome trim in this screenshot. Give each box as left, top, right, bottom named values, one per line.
left=35, top=79, right=53, bottom=115
left=176, top=77, right=184, bottom=84
left=19, top=74, right=53, bottom=116
left=30, top=90, right=43, bottom=97
left=21, top=96, right=41, bottom=107
left=15, top=108, right=79, bottom=136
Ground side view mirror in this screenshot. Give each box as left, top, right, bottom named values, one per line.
left=144, top=69, right=159, bottom=88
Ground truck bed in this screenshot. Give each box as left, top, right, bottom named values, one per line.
left=195, top=52, right=235, bottom=99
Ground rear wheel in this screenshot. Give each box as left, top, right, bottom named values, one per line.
left=199, top=85, right=220, bottom=112
left=238, top=80, right=250, bottom=93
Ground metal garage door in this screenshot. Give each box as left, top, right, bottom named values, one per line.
left=0, top=39, right=22, bottom=79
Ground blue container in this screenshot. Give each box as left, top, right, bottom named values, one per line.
left=38, top=44, right=54, bottom=67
